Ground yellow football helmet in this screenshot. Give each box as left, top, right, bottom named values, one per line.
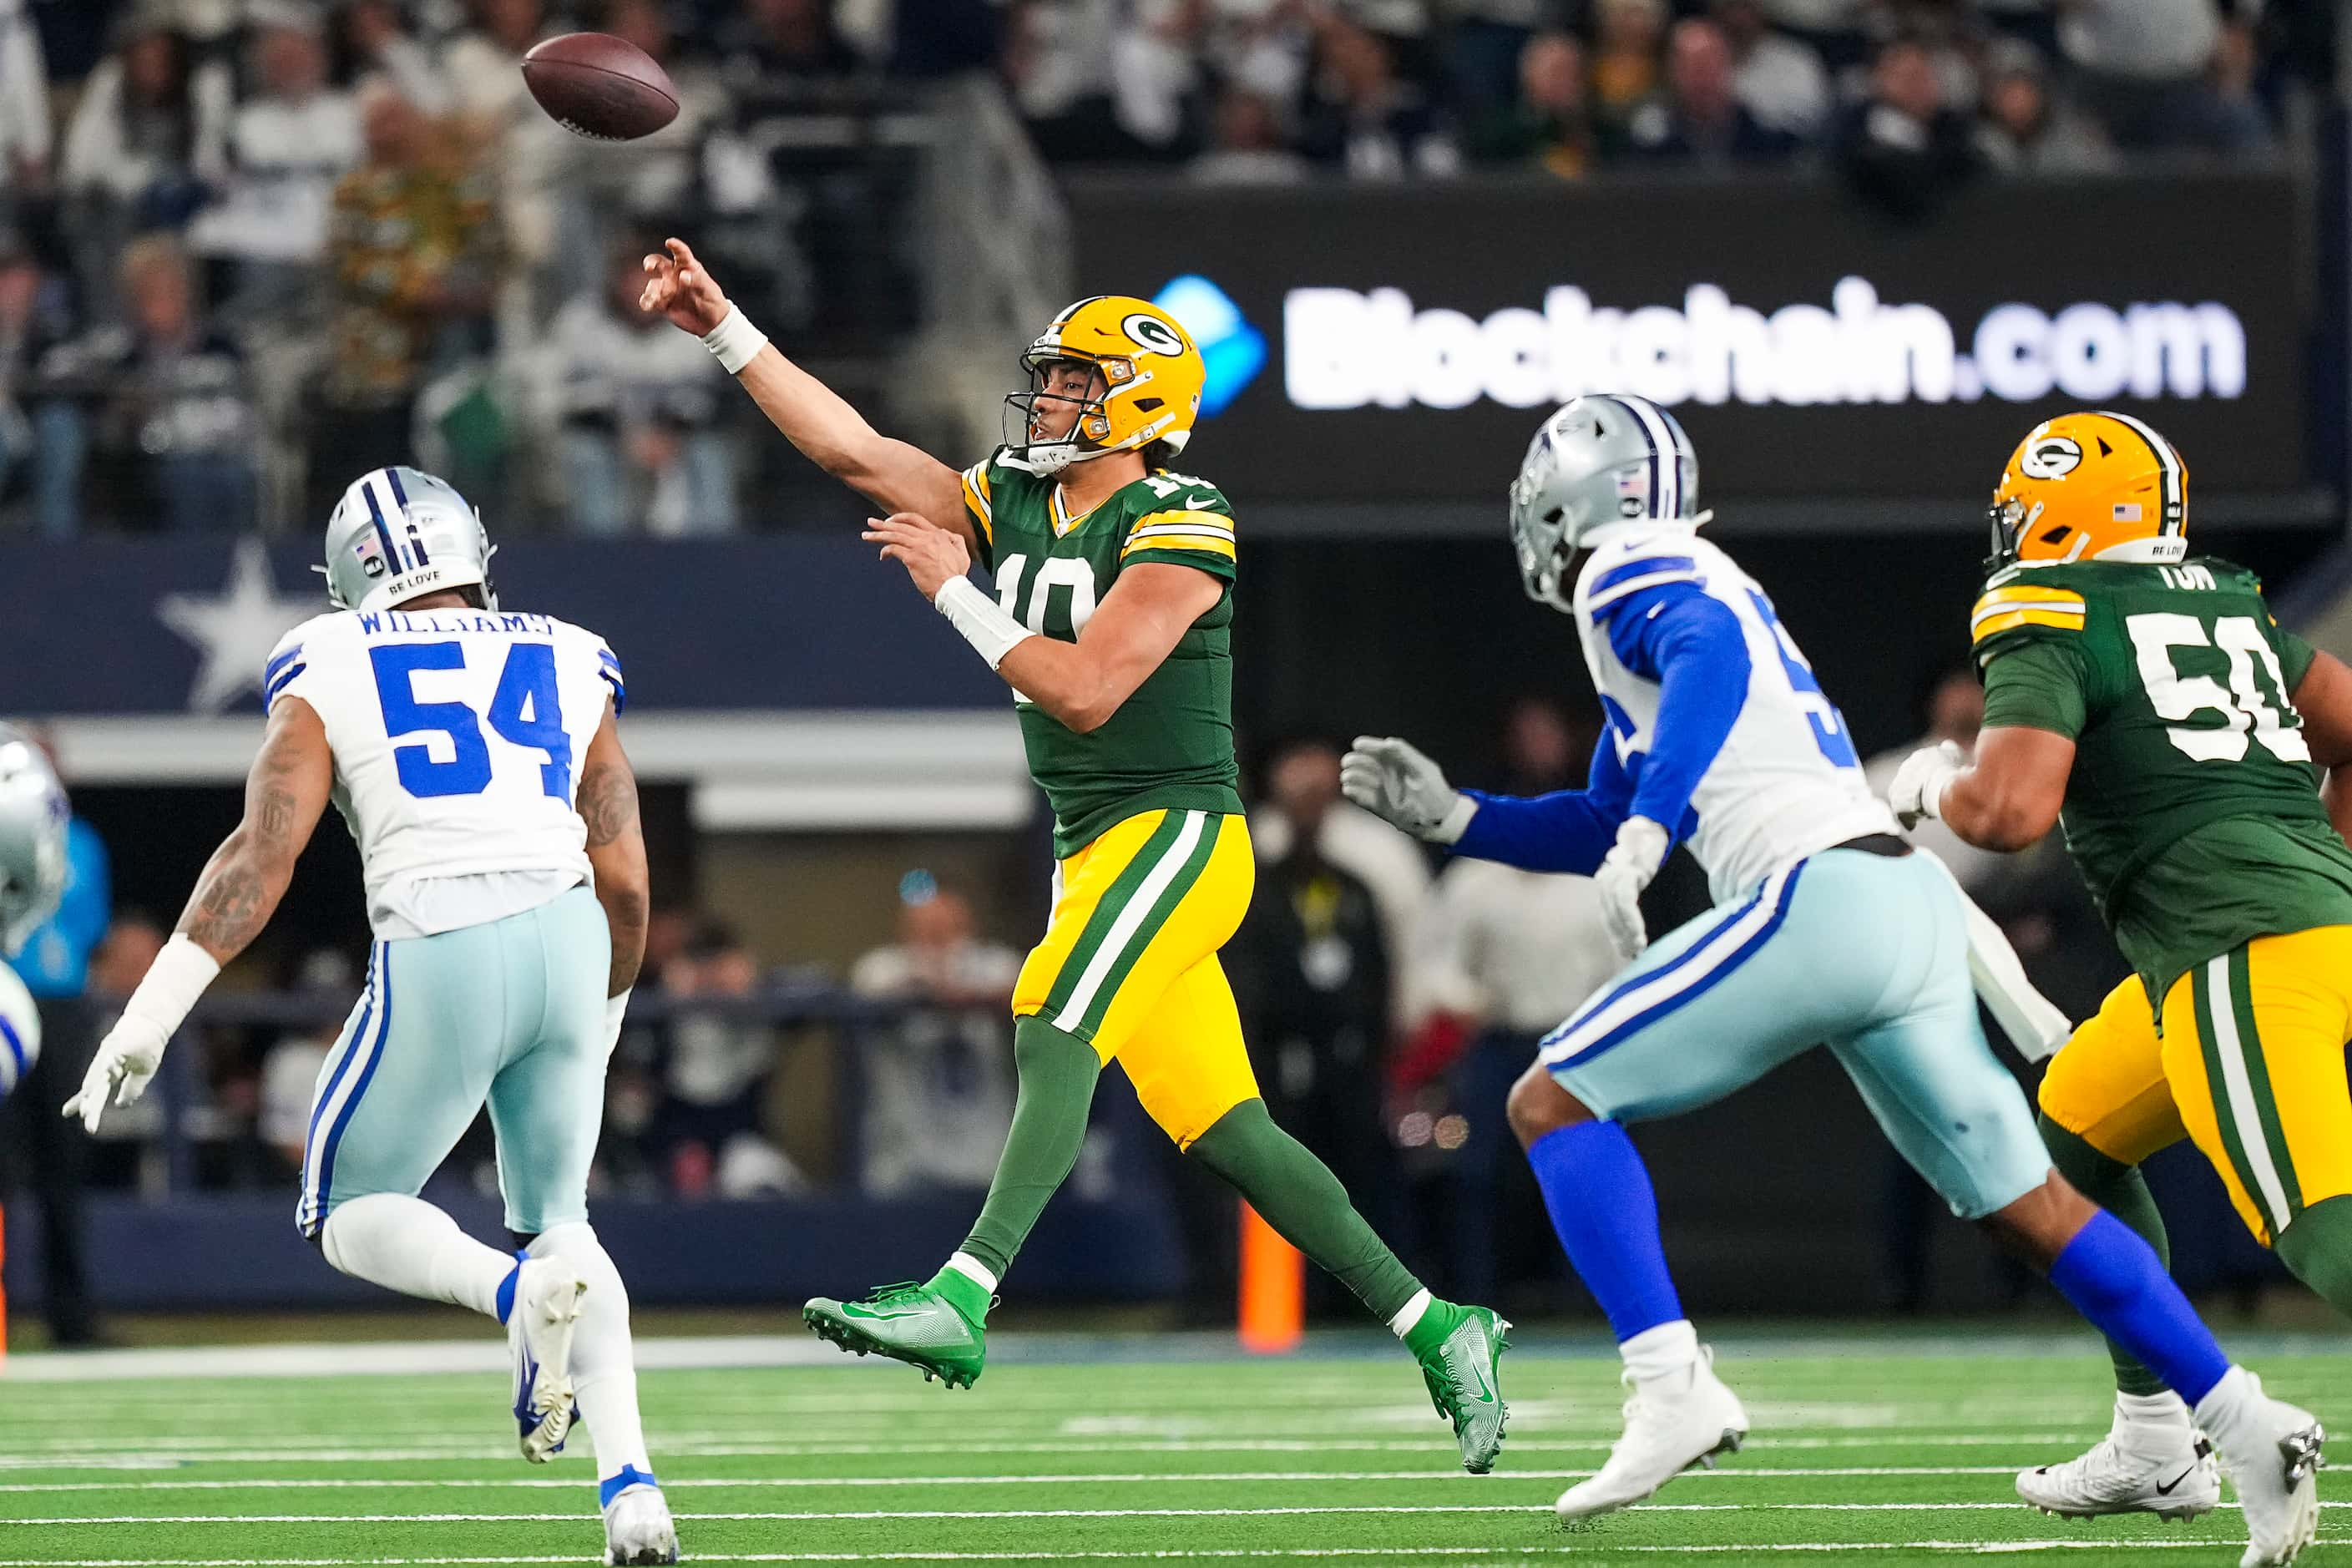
left=1988, top=410, right=2187, bottom=569
left=1003, top=296, right=1206, bottom=475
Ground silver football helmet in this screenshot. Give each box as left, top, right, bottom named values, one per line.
left=321, top=466, right=497, bottom=613
left=1509, top=393, right=1704, bottom=612
left=0, top=726, right=68, bottom=958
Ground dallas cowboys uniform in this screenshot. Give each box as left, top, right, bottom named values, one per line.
left=271, top=599, right=626, bottom=1240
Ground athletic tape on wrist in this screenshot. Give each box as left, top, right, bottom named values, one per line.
left=934, top=576, right=1034, bottom=670
left=124, top=934, right=222, bottom=1039
left=700, top=305, right=769, bottom=376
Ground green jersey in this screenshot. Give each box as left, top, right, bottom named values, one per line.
left=959, top=449, right=1243, bottom=857
left=1972, top=556, right=2352, bottom=1003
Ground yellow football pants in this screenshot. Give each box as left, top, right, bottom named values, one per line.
left=2039, top=925, right=2352, bottom=1246
left=1011, top=808, right=1262, bottom=1148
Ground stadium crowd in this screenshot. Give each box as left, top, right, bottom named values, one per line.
left=0, top=0, right=2315, bottom=538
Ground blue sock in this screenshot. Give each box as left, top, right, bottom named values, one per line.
left=599, top=1465, right=659, bottom=1506
left=2047, top=1211, right=2229, bottom=1405
left=494, top=1256, right=523, bottom=1326
left=1525, top=1120, right=1684, bottom=1342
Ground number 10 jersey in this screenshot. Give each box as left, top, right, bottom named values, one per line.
left=265, top=606, right=625, bottom=938
left=1974, top=556, right=2352, bottom=1003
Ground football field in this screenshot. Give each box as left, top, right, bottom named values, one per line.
left=5, top=1332, right=2349, bottom=1567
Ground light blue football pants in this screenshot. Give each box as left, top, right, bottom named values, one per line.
left=296, top=887, right=611, bottom=1241
left=1543, top=847, right=2051, bottom=1220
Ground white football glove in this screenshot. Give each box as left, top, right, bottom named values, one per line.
left=62, top=1014, right=170, bottom=1134
left=1341, top=736, right=1475, bottom=843
left=1596, top=816, right=1672, bottom=964
left=1889, top=740, right=1967, bottom=829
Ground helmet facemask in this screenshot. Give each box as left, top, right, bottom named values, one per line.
left=1004, top=352, right=1123, bottom=476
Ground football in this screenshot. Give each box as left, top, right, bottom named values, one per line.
left=520, top=32, right=679, bottom=142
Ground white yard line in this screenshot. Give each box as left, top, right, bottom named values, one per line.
left=8, top=1545, right=2347, bottom=1566
left=0, top=1466, right=2037, bottom=1494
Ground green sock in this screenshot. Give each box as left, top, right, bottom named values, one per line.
left=2274, top=1194, right=2352, bottom=1318
left=2041, top=1114, right=2172, bottom=1397
left=956, top=1017, right=1102, bottom=1287
left=1186, top=1098, right=1426, bottom=1326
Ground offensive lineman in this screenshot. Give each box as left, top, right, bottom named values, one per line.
left=63, top=471, right=675, bottom=1565
left=1342, top=394, right=2324, bottom=1566
left=1893, top=412, right=2352, bottom=1523
left=638, top=240, right=1511, bottom=1470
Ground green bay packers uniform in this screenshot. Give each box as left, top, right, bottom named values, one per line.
left=1978, top=559, right=2352, bottom=1247
left=959, top=451, right=1262, bottom=1145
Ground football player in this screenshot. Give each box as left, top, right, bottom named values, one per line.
left=0, top=726, right=67, bottom=1107
left=1893, top=411, right=2352, bottom=1524
left=639, top=241, right=1510, bottom=1470
left=62, top=472, right=675, bottom=1566
left=1345, top=394, right=2323, bottom=1566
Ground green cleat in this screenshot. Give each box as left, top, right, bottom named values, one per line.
left=1417, top=1301, right=1511, bottom=1473
left=803, top=1280, right=989, bottom=1389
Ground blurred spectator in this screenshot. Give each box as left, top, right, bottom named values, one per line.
left=2199, top=16, right=2274, bottom=158
left=1004, top=0, right=1138, bottom=161
left=2058, top=0, right=2243, bottom=154
left=847, top=879, right=1021, bottom=1196
left=1835, top=33, right=1980, bottom=219
left=58, top=17, right=231, bottom=233
left=1190, top=83, right=1311, bottom=184
left=650, top=921, right=803, bottom=1198
left=1974, top=38, right=2115, bottom=175
left=0, top=0, right=51, bottom=193
left=0, top=761, right=111, bottom=1346
left=716, top=0, right=864, bottom=86
left=189, top=12, right=363, bottom=295
left=0, top=232, right=77, bottom=533
left=1863, top=667, right=2005, bottom=895
left=1468, top=31, right=1595, bottom=179
left=329, top=0, right=451, bottom=111
left=546, top=238, right=740, bottom=535
left=1713, top=0, right=1829, bottom=137
left=33, top=235, right=258, bottom=534
left=313, top=85, right=498, bottom=512
left=256, top=948, right=360, bottom=1177
left=444, top=0, right=566, bottom=295
left=1226, top=739, right=1395, bottom=1317
left=1624, top=18, right=1800, bottom=166
left=1251, top=746, right=1430, bottom=1029
left=1589, top=0, right=1667, bottom=150
left=1298, top=18, right=1459, bottom=180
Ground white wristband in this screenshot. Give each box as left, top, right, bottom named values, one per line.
left=1431, top=793, right=1478, bottom=846
left=934, top=575, right=1035, bottom=670
left=700, top=304, right=768, bottom=376
left=122, top=934, right=222, bottom=1039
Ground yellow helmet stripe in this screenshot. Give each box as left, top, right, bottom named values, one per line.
left=2099, top=410, right=2183, bottom=534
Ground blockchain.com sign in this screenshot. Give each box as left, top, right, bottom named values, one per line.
left=1282, top=281, right=2245, bottom=412
left=1075, top=169, right=2306, bottom=507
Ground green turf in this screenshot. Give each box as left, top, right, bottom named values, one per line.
left=4, top=1334, right=2349, bottom=1565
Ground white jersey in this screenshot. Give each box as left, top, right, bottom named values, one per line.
left=0, top=956, right=39, bottom=1101
left=266, top=606, right=625, bottom=941
left=1572, top=524, right=1898, bottom=903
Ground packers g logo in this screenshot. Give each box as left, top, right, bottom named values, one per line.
left=1122, top=313, right=1186, bottom=357
left=2021, top=436, right=2084, bottom=479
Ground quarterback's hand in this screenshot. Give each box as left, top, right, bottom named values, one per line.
left=640, top=237, right=730, bottom=336
left=1889, top=740, right=1966, bottom=830
left=864, top=513, right=972, bottom=601
left=1342, top=736, right=1472, bottom=842
left=1596, top=816, right=1671, bottom=964
left=61, top=1014, right=170, bottom=1135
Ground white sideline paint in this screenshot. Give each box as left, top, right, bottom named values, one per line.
left=0, top=1466, right=2034, bottom=1494
left=12, top=1547, right=2352, bottom=1566
left=0, top=1336, right=842, bottom=1384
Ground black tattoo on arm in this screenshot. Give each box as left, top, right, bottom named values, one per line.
left=578, top=759, right=640, bottom=849
left=178, top=700, right=331, bottom=962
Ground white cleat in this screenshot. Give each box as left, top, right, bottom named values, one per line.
left=508, top=1257, right=588, bottom=1464
left=603, top=1483, right=680, bottom=1566
left=2196, top=1367, right=2324, bottom=1568
left=1555, top=1345, right=1749, bottom=1522
left=2016, top=1408, right=2220, bottom=1522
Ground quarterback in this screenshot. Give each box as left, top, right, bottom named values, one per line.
left=62, top=471, right=676, bottom=1566
left=1344, top=394, right=2324, bottom=1565
left=1894, top=412, right=2352, bottom=1522
left=640, top=240, right=1510, bottom=1469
